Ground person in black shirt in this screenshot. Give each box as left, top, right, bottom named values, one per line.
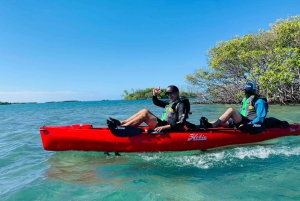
left=108, top=85, right=188, bottom=132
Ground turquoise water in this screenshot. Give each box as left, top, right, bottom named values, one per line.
left=1, top=100, right=300, bottom=200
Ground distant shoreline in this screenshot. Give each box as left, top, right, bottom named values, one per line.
left=0, top=100, right=81, bottom=105
left=2, top=99, right=299, bottom=106
left=45, top=100, right=81, bottom=103
left=0, top=102, right=37, bottom=105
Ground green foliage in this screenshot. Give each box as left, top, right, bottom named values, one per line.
left=180, top=91, right=198, bottom=98
left=186, top=15, right=300, bottom=104
left=123, top=88, right=197, bottom=100
left=123, top=88, right=154, bottom=100
left=0, top=102, right=11, bottom=105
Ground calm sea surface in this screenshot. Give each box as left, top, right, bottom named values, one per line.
left=1, top=100, right=300, bottom=200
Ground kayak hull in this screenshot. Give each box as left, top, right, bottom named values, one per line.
left=39, top=124, right=300, bottom=152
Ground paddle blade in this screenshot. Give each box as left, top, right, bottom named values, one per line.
left=109, top=126, right=144, bottom=137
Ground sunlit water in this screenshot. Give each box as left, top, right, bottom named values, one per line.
left=1, top=101, right=300, bottom=200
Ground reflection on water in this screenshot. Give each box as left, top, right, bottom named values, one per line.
left=45, top=137, right=300, bottom=183
left=42, top=138, right=300, bottom=200
left=45, top=152, right=130, bottom=184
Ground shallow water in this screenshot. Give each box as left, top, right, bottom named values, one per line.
left=1, top=101, right=300, bottom=200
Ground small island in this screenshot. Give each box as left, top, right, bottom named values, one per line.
left=123, top=88, right=197, bottom=100
left=45, top=100, right=81, bottom=103
left=0, top=102, right=11, bottom=105
left=0, top=101, right=37, bottom=105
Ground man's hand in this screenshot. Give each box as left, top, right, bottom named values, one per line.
left=154, top=125, right=170, bottom=132
left=152, top=86, right=161, bottom=96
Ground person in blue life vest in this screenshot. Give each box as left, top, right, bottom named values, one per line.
left=201, top=82, right=268, bottom=128
left=107, top=85, right=188, bottom=132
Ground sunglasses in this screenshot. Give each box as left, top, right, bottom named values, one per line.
left=166, top=92, right=177, bottom=96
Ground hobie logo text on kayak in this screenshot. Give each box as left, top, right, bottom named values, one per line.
left=187, top=134, right=207, bottom=141
left=116, top=126, right=125, bottom=130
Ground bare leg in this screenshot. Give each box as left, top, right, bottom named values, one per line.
left=220, top=122, right=230, bottom=127
left=212, top=108, right=243, bottom=128
left=209, top=121, right=230, bottom=127
left=122, top=109, right=158, bottom=129
left=121, top=109, right=147, bottom=124
left=219, top=108, right=243, bottom=123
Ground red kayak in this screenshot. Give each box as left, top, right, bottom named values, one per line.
left=39, top=123, right=300, bottom=152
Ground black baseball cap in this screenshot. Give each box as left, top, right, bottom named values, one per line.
left=165, top=85, right=179, bottom=94
left=244, top=82, right=257, bottom=91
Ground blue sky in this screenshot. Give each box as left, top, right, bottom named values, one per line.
left=0, top=0, right=299, bottom=102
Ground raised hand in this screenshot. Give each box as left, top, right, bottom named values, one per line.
left=152, top=86, right=161, bottom=96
